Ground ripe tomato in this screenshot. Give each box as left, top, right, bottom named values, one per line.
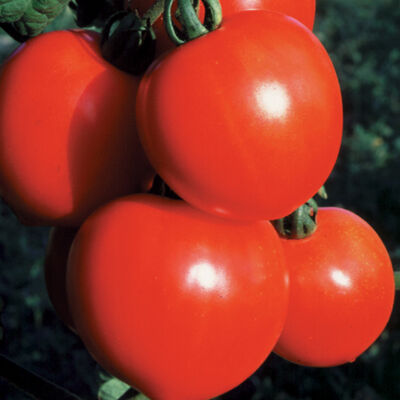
left=44, top=227, right=78, bottom=331
left=67, top=194, right=289, bottom=400
left=136, top=11, right=342, bottom=221
left=0, top=30, right=153, bottom=227
left=216, top=0, right=316, bottom=29
left=126, top=0, right=316, bottom=55
left=274, top=208, right=395, bottom=367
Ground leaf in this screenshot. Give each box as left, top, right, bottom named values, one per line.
left=98, top=378, right=131, bottom=400
left=98, top=378, right=150, bottom=400
left=0, top=0, right=29, bottom=23
left=0, top=0, right=69, bottom=41
left=132, top=395, right=150, bottom=400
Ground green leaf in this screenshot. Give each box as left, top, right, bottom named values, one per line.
left=0, top=0, right=29, bottom=23
left=98, top=378, right=131, bottom=400
left=34, top=0, right=68, bottom=19
left=133, top=395, right=150, bottom=400
left=1, top=0, right=69, bottom=41
left=98, top=378, right=150, bottom=400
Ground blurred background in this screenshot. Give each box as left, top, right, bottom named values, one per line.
left=0, top=0, right=399, bottom=398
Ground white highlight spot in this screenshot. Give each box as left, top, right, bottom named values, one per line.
left=255, top=82, right=290, bottom=120
left=331, top=269, right=351, bottom=288
left=186, top=262, right=228, bottom=294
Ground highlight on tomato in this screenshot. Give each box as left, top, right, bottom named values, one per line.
left=136, top=10, right=343, bottom=221
left=67, top=194, right=289, bottom=400
left=0, top=29, right=153, bottom=227
left=273, top=207, right=395, bottom=367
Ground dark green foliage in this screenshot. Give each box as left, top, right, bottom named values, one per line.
left=0, top=0, right=399, bottom=399
left=0, top=0, right=29, bottom=23
left=0, top=198, right=100, bottom=400
left=0, top=0, right=69, bottom=41
left=315, top=0, right=400, bottom=260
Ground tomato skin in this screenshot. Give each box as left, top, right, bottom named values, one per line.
left=221, top=0, right=317, bottom=30
left=136, top=11, right=342, bottom=221
left=44, top=227, right=78, bottom=331
left=274, top=208, right=395, bottom=367
left=126, top=0, right=316, bottom=55
left=217, top=0, right=316, bottom=29
left=0, top=30, right=153, bottom=227
left=67, top=194, right=289, bottom=400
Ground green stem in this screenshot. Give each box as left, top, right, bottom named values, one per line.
left=164, top=0, right=222, bottom=45
left=395, top=271, right=400, bottom=290
left=177, top=0, right=208, bottom=40
left=273, top=200, right=318, bottom=240
left=272, top=188, right=326, bottom=240
left=164, top=0, right=185, bottom=45
left=142, top=0, right=165, bottom=25
left=202, top=0, right=222, bottom=31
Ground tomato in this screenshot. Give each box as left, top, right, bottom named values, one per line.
left=126, top=0, right=316, bottom=55
left=67, top=194, right=289, bottom=400
left=274, top=208, right=395, bottom=367
left=136, top=11, right=342, bottom=221
left=216, top=0, right=316, bottom=29
left=0, top=30, right=153, bottom=227
left=44, top=227, right=78, bottom=331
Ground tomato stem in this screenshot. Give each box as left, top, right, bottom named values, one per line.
left=273, top=187, right=328, bottom=239
left=273, top=199, right=318, bottom=239
left=164, top=0, right=222, bottom=45
left=142, top=0, right=166, bottom=25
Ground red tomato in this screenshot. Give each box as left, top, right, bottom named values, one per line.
left=217, top=0, right=316, bottom=29
left=0, top=30, right=153, bottom=227
left=67, top=194, right=289, bottom=400
left=274, top=208, right=395, bottom=367
left=136, top=11, right=342, bottom=221
left=44, top=227, right=78, bottom=331
left=126, top=0, right=316, bottom=55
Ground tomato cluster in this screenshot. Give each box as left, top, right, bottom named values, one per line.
left=0, top=0, right=395, bottom=399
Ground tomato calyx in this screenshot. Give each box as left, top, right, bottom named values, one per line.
left=164, top=0, right=222, bottom=45
left=273, top=200, right=318, bottom=239
left=273, top=188, right=327, bottom=239
left=101, top=9, right=156, bottom=75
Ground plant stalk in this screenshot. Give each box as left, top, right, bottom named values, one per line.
left=142, top=0, right=165, bottom=25
left=394, top=271, right=400, bottom=290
